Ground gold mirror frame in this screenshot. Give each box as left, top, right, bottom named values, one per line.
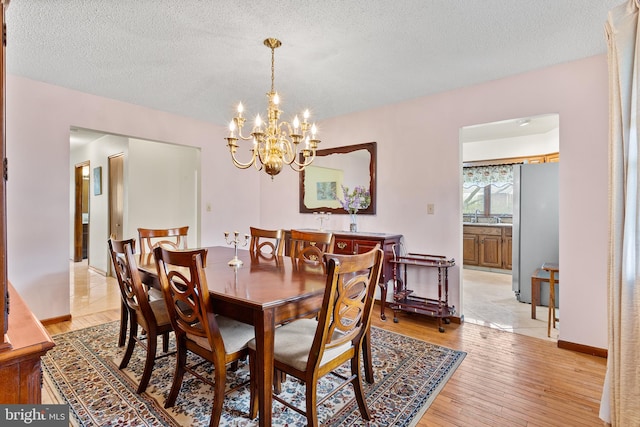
left=299, top=142, right=376, bottom=214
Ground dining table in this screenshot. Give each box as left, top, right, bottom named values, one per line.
left=135, top=246, right=330, bottom=427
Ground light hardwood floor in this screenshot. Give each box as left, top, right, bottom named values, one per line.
left=45, top=261, right=607, bottom=426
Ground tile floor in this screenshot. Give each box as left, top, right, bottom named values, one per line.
left=69, top=260, right=121, bottom=317
left=462, top=267, right=559, bottom=341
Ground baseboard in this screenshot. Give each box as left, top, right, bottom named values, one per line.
left=449, top=315, right=462, bottom=324
left=88, top=265, right=107, bottom=276
left=558, top=340, right=607, bottom=358
left=40, top=314, right=72, bottom=326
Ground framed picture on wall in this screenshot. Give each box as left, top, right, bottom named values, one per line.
left=93, top=166, right=102, bottom=196
left=316, top=181, right=337, bottom=200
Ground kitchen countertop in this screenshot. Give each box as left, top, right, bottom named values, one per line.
left=463, top=222, right=512, bottom=227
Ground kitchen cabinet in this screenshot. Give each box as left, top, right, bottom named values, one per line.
left=545, top=152, right=560, bottom=162
left=463, top=225, right=512, bottom=270
left=462, top=233, right=479, bottom=265
left=503, top=227, right=513, bottom=270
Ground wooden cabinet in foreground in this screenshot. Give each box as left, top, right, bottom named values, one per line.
left=0, top=3, right=55, bottom=403
left=0, top=284, right=55, bottom=403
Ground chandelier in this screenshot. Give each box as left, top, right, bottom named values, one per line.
left=225, top=38, right=320, bottom=178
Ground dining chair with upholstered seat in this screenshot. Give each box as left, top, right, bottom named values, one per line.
left=108, top=235, right=131, bottom=348
left=138, top=226, right=189, bottom=254
left=249, top=226, right=284, bottom=259
left=248, top=245, right=384, bottom=426
left=289, top=229, right=334, bottom=270
left=153, top=246, right=256, bottom=427
left=108, top=238, right=174, bottom=394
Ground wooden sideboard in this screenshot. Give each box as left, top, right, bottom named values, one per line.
left=284, top=230, right=403, bottom=320
left=0, top=284, right=55, bottom=403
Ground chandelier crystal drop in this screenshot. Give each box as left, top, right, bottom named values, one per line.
left=225, top=38, right=320, bottom=178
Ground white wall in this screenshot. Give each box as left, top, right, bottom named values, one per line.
left=126, top=138, right=201, bottom=252
left=70, top=136, right=202, bottom=274
left=463, top=127, right=559, bottom=162
left=259, top=55, right=609, bottom=350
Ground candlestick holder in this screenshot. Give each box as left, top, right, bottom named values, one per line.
left=224, top=231, right=249, bottom=266
left=313, top=211, right=331, bottom=231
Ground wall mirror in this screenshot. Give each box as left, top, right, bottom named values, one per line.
left=299, top=141, right=376, bottom=214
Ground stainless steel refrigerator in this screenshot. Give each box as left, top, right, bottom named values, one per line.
left=512, top=162, right=559, bottom=304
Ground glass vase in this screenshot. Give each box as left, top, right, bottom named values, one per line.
left=349, top=213, right=358, bottom=232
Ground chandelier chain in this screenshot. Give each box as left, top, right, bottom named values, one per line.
left=271, top=46, right=275, bottom=94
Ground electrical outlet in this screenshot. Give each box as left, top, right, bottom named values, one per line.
left=427, top=203, right=435, bottom=215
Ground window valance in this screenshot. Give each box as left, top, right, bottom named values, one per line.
left=463, top=164, right=513, bottom=187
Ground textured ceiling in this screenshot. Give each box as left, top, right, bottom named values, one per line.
left=6, top=0, right=619, bottom=129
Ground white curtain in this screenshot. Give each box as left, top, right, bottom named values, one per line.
left=601, top=1, right=640, bottom=424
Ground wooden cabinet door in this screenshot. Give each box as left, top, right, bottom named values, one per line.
left=545, top=152, right=560, bottom=162
left=354, top=239, right=379, bottom=254
left=527, top=155, right=546, bottom=164
left=480, top=234, right=502, bottom=268
left=463, top=234, right=479, bottom=265
left=502, top=235, right=512, bottom=270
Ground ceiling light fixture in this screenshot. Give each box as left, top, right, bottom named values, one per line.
left=225, top=38, right=320, bottom=178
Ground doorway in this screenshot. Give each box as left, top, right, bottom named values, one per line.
left=108, top=154, right=124, bottom=242
left=69, top=128, right=201, bottom=276
left=73, top=162, right=90, bottom=262
left=460, top=114, right=559, bottom=341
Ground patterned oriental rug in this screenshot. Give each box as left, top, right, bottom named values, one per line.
left=42, top=321, right=465, bottom=427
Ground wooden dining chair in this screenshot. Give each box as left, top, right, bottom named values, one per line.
left=289, top=229, right=334, bottom=270
left=248, top=245, right=384, bottom=426
left=108, top=238, right=173, bottom=394
left=249, top=226, right=284, bottom=259
left=138, top=226, right=189, bottom=254
left=108, top=236, right=132, bottom=348
left=153, top=246, right=256, bottom=427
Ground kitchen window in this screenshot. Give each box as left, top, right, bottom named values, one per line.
left=463, top=165, right=514, bottom=217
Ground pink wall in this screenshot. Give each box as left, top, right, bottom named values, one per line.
left=5, top=54, right=609, bottom=350
left=260, top=55, right=610, bottom=349
left=6, top=75, right=260, bottom=320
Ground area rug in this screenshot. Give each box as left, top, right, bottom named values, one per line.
left=42, top=321, right=465, bottom=426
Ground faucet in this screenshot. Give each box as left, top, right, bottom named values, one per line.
left=474, top=209, right=480, bottom=223
left=494, top=216, right=502, bottom=224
